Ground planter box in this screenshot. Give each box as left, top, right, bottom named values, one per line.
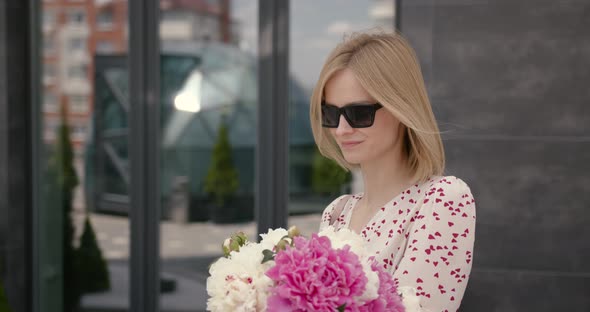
left=208, top=195, right=254, bottom=224
left=188, top=196, right=210, bottom=222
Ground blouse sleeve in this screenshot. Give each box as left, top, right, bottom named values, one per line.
left=318, top=194, right=349, bottom=231
left=392, top=177, right=476, bottom=312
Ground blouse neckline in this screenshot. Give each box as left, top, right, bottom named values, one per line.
left=344, top=179, right=430, bottom=234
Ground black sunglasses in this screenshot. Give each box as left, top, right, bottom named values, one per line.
left=321, top=102, right=383, bottom=128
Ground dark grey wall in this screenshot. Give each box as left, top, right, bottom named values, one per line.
left=402, top=1, right=590, bottom=311
left=0, top=0, right=33, bottom=311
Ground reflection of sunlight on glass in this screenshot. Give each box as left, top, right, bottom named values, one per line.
left=174, top=92, right=200, bottom=113
left=173, top=70, right=202, bottom=112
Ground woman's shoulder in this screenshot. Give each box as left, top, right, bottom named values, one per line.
left=421, top=175, right=476, bottom=220
left=319, top=193, right=360, bottom=229
left=423, top=175, right=474, bottom=197
left=321, top=193, right=363, bottom=217
left=323, top=193, right=360, bottom=211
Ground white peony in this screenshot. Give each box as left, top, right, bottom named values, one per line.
left=357, top=260, right=379, bottom=303
left=206, top=242, right=274, bottom=312
left=258, top=227, right=289, bottom=250
left=318, top=226, right=367, bottom=256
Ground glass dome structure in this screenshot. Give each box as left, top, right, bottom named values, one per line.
left=85, top=41, right=318, bottom=217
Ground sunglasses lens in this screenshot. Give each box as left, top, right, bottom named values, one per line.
left=321, top=105, right=340, bottom=127
left=345, top=106, right=375, bottom=127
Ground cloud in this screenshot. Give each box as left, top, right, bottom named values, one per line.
left=326, top=21, right=355, bottom=35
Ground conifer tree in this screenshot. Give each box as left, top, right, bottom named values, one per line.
left=204, top=120, right=239, bottom=206
left=47, top=105, right=80, bottom=311
left=76, top=216, right=110, bottom=293
left=49, top=106, right=81, bottom=312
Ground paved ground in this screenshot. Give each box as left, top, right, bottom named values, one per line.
left=73, top=211, right=324, bottom=259
left=75, top=211, right=324, bottom=311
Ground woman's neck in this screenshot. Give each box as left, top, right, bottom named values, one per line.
left=359, top=147, right=414, bottom=212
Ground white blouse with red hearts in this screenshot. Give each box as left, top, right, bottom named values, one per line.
left=319, top=175, right=476, bottom=312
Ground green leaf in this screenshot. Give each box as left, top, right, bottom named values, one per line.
left=261, top=249, right=276, bottom=264
left=337, top=303, right=346, bottom=312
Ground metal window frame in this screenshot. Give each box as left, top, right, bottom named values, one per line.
left=30, top=0, right=42, bottom=311
left=257, top=0, right=290, bottom=235
left=128, top=0, right=161, bottom=310
left=395, top=0, right=402, bottom=31
left=0, top=0, right=37, bottom=311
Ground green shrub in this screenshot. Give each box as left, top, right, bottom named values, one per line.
left=0, top=277, right=12, bottom=312
left=311, top=148, right=351, bottom=196
left=204, top=120, right=239, bottom=206
left=48, top=106, right=80, bottom=312
left=47, top=107, right=110, bottom=311
left=76, top=216, right=110, bottom=293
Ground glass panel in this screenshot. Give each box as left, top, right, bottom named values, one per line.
left=288, top=1, right=396, bottom=234
left=158, top=1, right=258, bottom=310
left=38, top=1, right=130, bottom=311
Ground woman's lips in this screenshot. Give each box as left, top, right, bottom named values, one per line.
left=341, top=141, right=362, bottom=149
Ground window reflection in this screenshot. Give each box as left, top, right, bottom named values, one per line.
left=39, top=0, right=130, bottom=311
left=287, top=0, right=396, bottom=232
left=158, top=1, right=260, bottom=310
left=36, top=1, right=397, bottom=310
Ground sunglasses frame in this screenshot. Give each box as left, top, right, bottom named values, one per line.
left=321, top=102, right=383, bottom=128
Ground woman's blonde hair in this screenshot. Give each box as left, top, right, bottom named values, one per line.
left=310, top=30, right=445, bottom=184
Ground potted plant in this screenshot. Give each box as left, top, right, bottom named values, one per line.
left=204, top=119, right=247, bottom=223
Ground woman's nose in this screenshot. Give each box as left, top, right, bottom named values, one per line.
left=335, top=115, right=354, bottom=136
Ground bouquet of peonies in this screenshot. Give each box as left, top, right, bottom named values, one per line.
left=206, top=226, right=421, bottom=312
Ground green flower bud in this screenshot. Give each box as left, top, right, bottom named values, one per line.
left=229, top=238, right=240, bottom=252
left=222, top=238, right=232, bottom=257
left=275, top=238, right=290, bottom=252
left=233, top=232, right=249, bottom=246
left=287, top=226, right=300, bottom=238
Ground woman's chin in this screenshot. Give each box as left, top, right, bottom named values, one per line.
left=342, top=153, right=363, bottom=165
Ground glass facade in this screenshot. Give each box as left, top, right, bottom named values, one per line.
left=0, top=1, right=395, bottom=311
left=37, top=0, right=131, bottom=311
left=157, top=2, right=257, bottom=310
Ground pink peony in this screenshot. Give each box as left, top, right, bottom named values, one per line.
left=358, top=260, right=406, bottom=312
left=265, top=234, right=367, bottom=311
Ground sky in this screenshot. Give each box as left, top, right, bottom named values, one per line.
left=92, top=0, right=393, bottom=90
left=231, top=0, right=394, bottom=91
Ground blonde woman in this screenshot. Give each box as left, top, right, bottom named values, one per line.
left=314, top=31, right=476, bottom=311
